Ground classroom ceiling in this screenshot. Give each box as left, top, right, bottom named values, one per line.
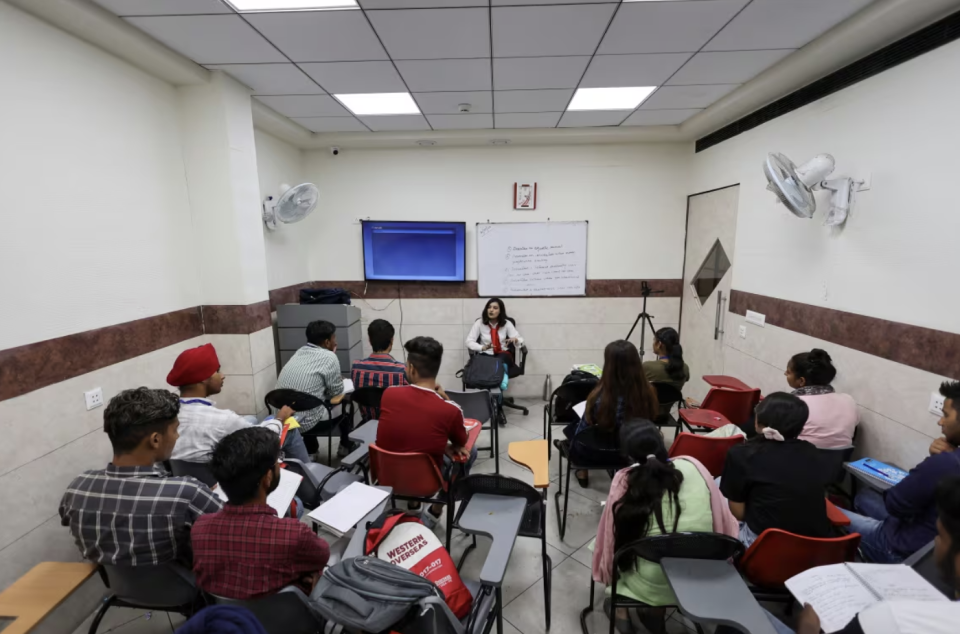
left=92, top=0, right=877, bottom=134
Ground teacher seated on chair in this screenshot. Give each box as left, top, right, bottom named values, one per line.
left=465, top=298, right=523, bottom=375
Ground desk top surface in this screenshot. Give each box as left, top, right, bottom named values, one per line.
left=457, top=494, right=526, bottom=586
left=702, top=375, right=753, bottom=391
left=0, top=562, right=97, bottom=634
left=508, top=440, right=549, bottom=488
left=843, top=462, right=895, bottom=491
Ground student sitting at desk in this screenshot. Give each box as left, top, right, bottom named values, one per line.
left=351, top=319, right=408, bottom=421
left=839, top=381, right=960, bottom=563
left=785, top=348, right=859, bottom=449
left=191, top=427, right=330, bottom=600
left=642, top=327, right=690, bottom=391
left=377, top=336, right=477, bottom=528
left=593, top=422, right=737, bottom=634
left=59, top=388, right=222, bottom=567
left=720, top=392, right=833, bottom=547
left=167, top=343, right=310, bottom=464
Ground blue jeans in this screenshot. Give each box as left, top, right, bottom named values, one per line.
left=838, top=488, right=903, bottom=563
left=739, top=522, right=760, bottom=548
left=443, top=445, right=479, bottom=478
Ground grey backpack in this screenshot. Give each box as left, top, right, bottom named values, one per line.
left=311, top=556, right=441, bottom=632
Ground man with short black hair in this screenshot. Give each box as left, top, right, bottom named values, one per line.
left=351, top=319, right=408, bottom=420
left=59, top=388, right=222, bottom=567
left=191, top=427, right=330, bottom=599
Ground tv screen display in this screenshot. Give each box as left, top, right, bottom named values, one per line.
left=361, top=221, right=466, bottom=282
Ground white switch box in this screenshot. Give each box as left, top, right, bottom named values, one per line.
left=85, top=388, right=103, bottom=411
left=929, top=392, right=945, bottom=417
left=745, top=310, right=766, bottom=327
left=739, top=325, right=747, bottom=338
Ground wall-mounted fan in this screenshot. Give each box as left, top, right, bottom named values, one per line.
left=263, top=183, right=319, bottom=231
left=763, top=153, right=861, bottom=226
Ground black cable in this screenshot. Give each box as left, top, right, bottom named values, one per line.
left=397, top=282, right=404, bottom=363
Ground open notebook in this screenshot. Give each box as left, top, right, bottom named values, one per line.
left=785, top=563, right=948, bottom=633
left=213, top=468, right=302, bottom=517
left=308, top=482, right=390, bottom=537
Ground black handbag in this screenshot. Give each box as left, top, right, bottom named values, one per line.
left=299, top=288, right=351, bottom=305
left=456, top=354, right=506, bottom=389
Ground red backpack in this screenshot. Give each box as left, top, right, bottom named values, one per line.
left=364, top=510, right=473, bottom=618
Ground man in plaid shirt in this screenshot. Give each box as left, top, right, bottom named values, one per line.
left=192, top=427, right=330, bottom=599
left=350, top=319, right=408, bottom=421
left=59, top=388, right=222, bottom=567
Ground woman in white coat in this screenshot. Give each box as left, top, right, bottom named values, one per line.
left=465, top=298, right=523, bottom=374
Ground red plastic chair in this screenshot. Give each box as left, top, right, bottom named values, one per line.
left=680, top=387, right=761, bottom=432
left=825, top=499, right=852, bottom=527
left=668, top=432, right=744, bottom=477
left=739, top=528, right=861, bottom=602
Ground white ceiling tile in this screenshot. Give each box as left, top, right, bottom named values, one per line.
left=299, top=62, right=406, bottom=94
left=639, top=84, right=738, bottom=110
left=125, top=16, right=284, bottom=64
left=598, top=0, right=749, bottom=55
left=495, top=89, right=572, bottom=113
left=396, top=59, right=491, bottom=92
left=255, top=95, right=352, bottom=117
left=495, top=112, right=562, bottom=129
left=621, top=108, right=703, bottom=127
left=705, top=0, right=875, bottom=52
left=558, top=110, right=629, bottom=128
left=206, top=64, right=324, bottom=95
left=360, top=115, right=432, bottom=131
left=426, top=114, right=494, bottom=129
left=493, top=57, right=590, bottom=90
left=580, top=53, right=692, bottom=88
left=367, top=8, right=489, bottom=60
left=360, top=0, right=484, bottom=7
left=414, top=92, right=493, bottom=114
left=292, top=117, right=369, bottom=132
left=92, top=0, right=232, bottom=15
left=667, top=50, right=793, bottom=86
left=245, top=11, right=387, bottom=62
left=492, top=4, right=617, bottom=58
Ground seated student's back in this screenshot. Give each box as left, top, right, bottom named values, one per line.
left=785, top=349, right=858, bottom=449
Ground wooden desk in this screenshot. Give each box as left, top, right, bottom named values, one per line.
left=0, top=562, right=97, bottom=634
left=702, top=375, right=753, bottom=391
left=508, top=440, right=549, bottom=488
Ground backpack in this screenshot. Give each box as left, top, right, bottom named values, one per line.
left=456, top=354, right=505, bottom=390
left=299, top=288, right=351, bottom=305
left=364, top=511, right=473, bottom=619
left=554, top=372, right=599, bottom=424
left=310, top=556, right=439, bottom=632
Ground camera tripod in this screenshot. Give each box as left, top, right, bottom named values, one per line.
left=625, top=281, right=663, bottom=359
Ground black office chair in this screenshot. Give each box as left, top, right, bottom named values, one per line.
left=265, top=388, right=342, bottom=466
left=169, top=460, right=217, bottom=487
left=651, top=382, right=685, bottom=432
left=501, top=316, right=529, bottom=416
left=544, top=379, right=599, bottom=458
left=579, top=533, right=745, bottom=634
left=89, top=564, right=204, bottom=634
left=211, top=587, right=324, bottom=634
left=350, top=386, right=386, bottom=424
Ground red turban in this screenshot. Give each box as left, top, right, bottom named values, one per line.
left=167, top=344, right=220, bottom=387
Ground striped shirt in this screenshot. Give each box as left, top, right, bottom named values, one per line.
left=275, top=343, right=343, bottom=431
left=350, top=353, right=408, bottom=420
left=59, top=464, right=223, bottom=567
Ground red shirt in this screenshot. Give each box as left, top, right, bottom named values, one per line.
left=376, top=385, right=467, bottom=466
left=191, top=504, right=330, bottom=599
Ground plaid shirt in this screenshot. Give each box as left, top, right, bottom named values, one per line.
left=276, top=344, right=343, bottom=431
left=191, top=504, right=330, bottom=599
left=59, top=464, right=223, bottom=566
left=350, top=353, right=408, bottom=420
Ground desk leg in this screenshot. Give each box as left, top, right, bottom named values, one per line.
left=496, top=587, right=503, bottom=634
left=494, top=417, right=500, bottom=474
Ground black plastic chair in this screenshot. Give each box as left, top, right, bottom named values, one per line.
left=554, top=426, right=631, bottom=540
left=350, top=386, right=386, bottom=423
left=211, top=587, right=323, bottom=634
left=447, top=389, right=497, bottom=464
left=543, top=379, right=598, bottom=458
left=818, top=444, right=856, bottom=503
left=284, top=458, right=362, bottom=510
left=651, top=382, right=685, bottom=431
left=169, top=460, right=217, bottom=487
left=89, top=564, right=204, bottom=634
left=265, top=388, right=341, bottom=466
left=452, top=474, right=552, bottom=630
left=579, top=533, right=746, bottom=634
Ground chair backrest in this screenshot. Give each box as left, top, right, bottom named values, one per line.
left=652, top=382, right=684, bottom=407
left=369, top=443, right=445, bottom=497
left=549, top=380, right=598, bottom=424
left=816, top=445, right=856, bottom=484
left=100, top=564, right=199, bottom=609
left=570, top=424, right=632, bottom=469
left=446, top=390, right=494, bottom=424
left=668, top=432, right=744, bottom=477
left=700, top=388, right=761, bottom=426
left=505, top=316, right=526, bottom=375
left=453, top=473, right=541, bottom=507
left=739, top=529, right=861, bottom=588
left=616, top=533, right=745, bottom=569
left=264, top=388, right=325, bottom=414
left=169, top=460, right=217, bottom=487
left=351, top=386, right=386, bottom=409
left=212, top=587, right=321, bottom=634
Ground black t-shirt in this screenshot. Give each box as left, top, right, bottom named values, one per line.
left=720, top=438, right=833, bottom=538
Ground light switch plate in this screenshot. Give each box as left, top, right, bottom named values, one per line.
left=930, top=392, right=945, bottom=416
left=745, top=310, right=766, bottom=327
left=739, top=325, right=747, bottom=338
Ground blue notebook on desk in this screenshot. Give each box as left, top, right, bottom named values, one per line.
left=848, top=458, right=908, bottom=486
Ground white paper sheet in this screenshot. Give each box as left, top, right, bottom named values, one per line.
left=849, top=564, right=950, bottom=603
left=213, top=468, right=303, bottom=517
left=785, top=564, right=877, bottom=633
left=342, top=378, right=355, bottom=394
left=307, top=482, right=390, bottom=536
left=573, top=401, right=587, bottom=419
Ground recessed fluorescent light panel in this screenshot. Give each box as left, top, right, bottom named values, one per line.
left=336, top=93, right=421, bottom=116
left=226, top=0, right=358, bottom=11
left=568, top=87, right=657, bottom=111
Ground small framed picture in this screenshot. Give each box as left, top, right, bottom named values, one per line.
left=514, top=182, right=537, bottom=210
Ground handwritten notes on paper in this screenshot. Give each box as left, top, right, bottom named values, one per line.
left=477, top=222, right=587, bottom=297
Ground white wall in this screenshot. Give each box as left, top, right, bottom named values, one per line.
left=302, top=143, right=692, bottom=282
left=0, top=1, right=200, bottom=350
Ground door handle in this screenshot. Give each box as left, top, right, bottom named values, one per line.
left=714, top=291, right=726, bottom=340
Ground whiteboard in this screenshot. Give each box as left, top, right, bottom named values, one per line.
left=477, top=221, right=588, bottom=297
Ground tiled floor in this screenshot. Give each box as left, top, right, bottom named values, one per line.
left=73, top=397, right=764, bottom=634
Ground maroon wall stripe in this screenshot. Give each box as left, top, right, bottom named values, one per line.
left=729, top=290, right=960, bottom=380
left=201, top=301, right=272, bottom=335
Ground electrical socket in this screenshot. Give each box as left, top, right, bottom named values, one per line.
left=929, top=392, right=945, bottom=417
left=739, top=325, right=747, bottom=339
left=85, top=388, right=103, bottom=411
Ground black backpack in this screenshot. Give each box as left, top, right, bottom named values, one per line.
left=457, top=354, right=505, bottom=389
left=300, top=288, right=351, bottom=305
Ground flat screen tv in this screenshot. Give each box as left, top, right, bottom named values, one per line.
left=361, top=221, right=466, bottom=282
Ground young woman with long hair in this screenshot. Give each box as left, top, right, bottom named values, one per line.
left=465, top=298, right=523, bottom=374
left=642, top=327, right=690, bottom=390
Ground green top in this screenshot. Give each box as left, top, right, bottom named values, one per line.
left=613, top=459, right=713, bottom=606
left=642, top=360, right=690, bottom=391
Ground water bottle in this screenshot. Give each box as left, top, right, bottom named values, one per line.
left=543, top=374, right=552, bottom=400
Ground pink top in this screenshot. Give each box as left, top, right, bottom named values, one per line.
left=797, top=392, right=859, bottom=449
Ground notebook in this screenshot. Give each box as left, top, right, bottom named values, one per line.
left=343, top=378, right=355, bottom=395
left=213, top=468, right=303, bottom=517
left=573, top=401, right=587, bottom=419
left=847, top=458, right=908, bottom=486
left=785, top=563, right=948, bottom=633
left=307, top=482, right=390, bottom=537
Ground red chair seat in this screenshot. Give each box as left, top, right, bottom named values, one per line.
left=678, top=408, right=732, bottom=431
left=825, top=499, right=851, bottom=527
left=739, top=529, right=861, bottom=589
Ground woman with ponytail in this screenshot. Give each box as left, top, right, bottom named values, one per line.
left=591, top=421, right=736, bottom=634
left=643, top=327, right=690, bottom=390
left=785, top=348, right=858, bottom=448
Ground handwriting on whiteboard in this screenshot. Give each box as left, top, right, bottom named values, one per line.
left=502, top=245, right=580, bottom=293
